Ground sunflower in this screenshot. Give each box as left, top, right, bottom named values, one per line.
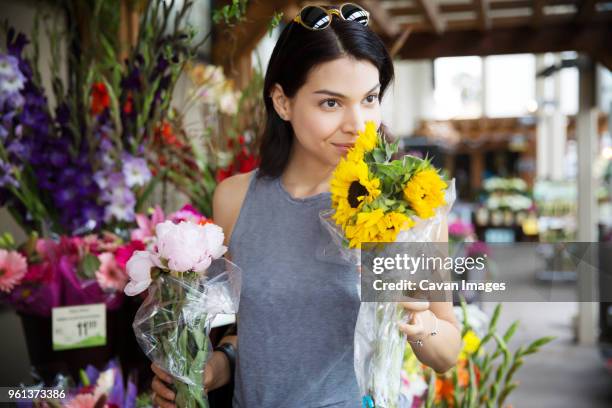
left=403, top=168, right=447, bottom=219
left=345, top=208, right=386, bottom=248
left=355, top=120, right=378, bottom=153
left=330, top=158, right=381, bottom=226
left=345, top=120, right=378, bottom=162
left=382, top=211, right=415, bottom=239
left=344, top=209, right=415, bottom=248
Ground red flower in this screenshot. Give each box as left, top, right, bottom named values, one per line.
left=78, top=384, right=95, bottom=395
left=158, top=121, right=183, bottom=148
left=215, top=166, right=234, bottom=183
left=123, top=92, right=134, bottom=114
left=90, top=82, right=110, bottom=116
left=236, top=149, right=259, bottom=173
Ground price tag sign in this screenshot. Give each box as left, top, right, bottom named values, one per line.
left=52, top=304, right=106, bottom=351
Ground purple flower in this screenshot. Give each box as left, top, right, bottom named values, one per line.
left=53, top=188, right=78, bottom=206
left=0, top=90, right=24, bottom=111
left=104, top=186, right=136, bottom=222
left=7, top=140, right=30, bottom=161
left=55, top=102, right=70, bottom=125
left=122, top=154, right=151, bottom=187
left=0, top=54, right=26, bottom=90
left=0, top=159, right=18, bottom=188
left=6, top=29, right=29, bottom=57
left=121, top=66, right=142, bottom=91
left=151, top=55, right=169, bottom=79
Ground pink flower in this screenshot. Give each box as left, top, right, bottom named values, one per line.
left=95, top=252, right=129, bottom=291
left=82, top=233, right=121, bottom=254
left=131, top=205, right=165, bottom=242
left=0, top=249, right=28, bottom=292
left=169, top=204, right=206, bottom=224
left=23, top=261, right=55, bottom=283
left=449, top=220, right=474, bottom=238
left=115, top=240, right=145, bottom=269
left=124, top=250, right=160, bottom=296
left=155, top=220, right=226, bottom=273
left=64, top=393, right=100, bottom=408
left=35, top=238, right=59, bottom=260
left=467, top=241, right=490, bottom=258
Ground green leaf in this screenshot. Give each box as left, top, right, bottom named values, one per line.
left=523, top=336, right=555, bottom=355
left=79, top=253, right=101, bottom=279
left=135, top=169, right=168, bottom=213
left=268, top=11, right=284, bottom=37
left=372, top=149, right=386, bottom=163
left=489, top=303, right=502, bottom=331
left=425, top=370, right=436, bottom=408
left=467, top=359, right=478, bottom=408
left=498, top=382, right=518, bottom=408
left=503, top=321, right=520, bottom=342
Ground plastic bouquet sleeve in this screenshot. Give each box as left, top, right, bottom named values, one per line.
left=320, top=178, right=456, bottom=408
left=132, top=257, right=241, bottom=408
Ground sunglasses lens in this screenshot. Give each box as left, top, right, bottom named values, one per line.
left=300, top=6, right=331, bottom=30
left=341, top=4, right=369, bottom=26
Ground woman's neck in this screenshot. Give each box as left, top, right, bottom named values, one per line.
left=281, top=145, right=335, bottom=199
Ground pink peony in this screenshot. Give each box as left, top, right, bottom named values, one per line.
left=124, top=250, right=160, bottom=296
left=0, top=249, right=28, bottom=292
left=155, top=220, right=226, bottom=273
left=95, top=252, right=129, bottom=291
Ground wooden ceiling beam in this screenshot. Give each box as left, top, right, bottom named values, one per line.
left=389, top=26, right=413, bottom=58
left=415, top=0, right=446, bottom=34
left=532, top=0, right=545, bottom=26
left=361, top=0, right=402, bottom=38
left=396, top=22, right=612, bottom=59
left=475, top=0, right=492, bottom=30
left=212, top=0, right=295, bottom=87
left=402, top=13, right=577, bottom=33
left=388, top=0, right=579, bottom=16
left=576, top=0, right=597, bottom=22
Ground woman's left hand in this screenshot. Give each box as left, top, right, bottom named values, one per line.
left=398, top=299, right=431, bottom=340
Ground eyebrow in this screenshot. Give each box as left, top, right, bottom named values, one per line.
left=313, top=83, right=381, bottom=98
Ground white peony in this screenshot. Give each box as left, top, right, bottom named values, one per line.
left=124, top=250, right=159, bottom=296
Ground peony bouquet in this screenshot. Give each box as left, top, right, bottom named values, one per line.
left=320, top=121, right=455, bottom=408
left=125, top=217, right=241, bottom=408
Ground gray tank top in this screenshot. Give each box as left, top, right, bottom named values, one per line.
left=228, top=168, right=362, bottom=408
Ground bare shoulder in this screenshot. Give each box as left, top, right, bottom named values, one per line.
left=212, top=170, right=255, bottom=247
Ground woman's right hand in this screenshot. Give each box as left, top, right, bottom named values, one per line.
left=151, top=363, right=177, bottom=408
left=150, top=352, right=229, bottom=407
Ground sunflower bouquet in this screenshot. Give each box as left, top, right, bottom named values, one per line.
left=319, top=121, right=456, bottom=408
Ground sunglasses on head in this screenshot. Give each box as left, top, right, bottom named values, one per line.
left=293, top=3, right=370, bottom=30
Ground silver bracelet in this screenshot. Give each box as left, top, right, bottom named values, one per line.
left=406, top=311, right=439, bottom=347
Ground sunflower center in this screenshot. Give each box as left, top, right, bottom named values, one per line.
left=348, top=181, right=368, bottom=208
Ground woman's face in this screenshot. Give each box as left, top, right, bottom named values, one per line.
left=273, top=56, right=382, bottom=167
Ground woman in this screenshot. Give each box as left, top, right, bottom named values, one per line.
left=152, top=4, right=461, bottom=407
